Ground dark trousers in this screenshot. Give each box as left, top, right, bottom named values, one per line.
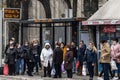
left=24, top=59, right=26, bottom=73
left=66, top=69, right=72, bottom=78
left=54, top=64, right=62, bottom=78
left=8, top=64, right=15, bottom=75
left=99, top=63, right=113, bottom=77
left=34, top=56, right=39, bottom=72
left=102, top=63, right=110, bottom=80
left=44, top=62, right=51, bottom=77
left=87, top=62, right=94, bottom=78
left=27, top=62, right=34, bottom=75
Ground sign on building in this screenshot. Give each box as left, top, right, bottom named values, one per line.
left=103, top=26, right=116, bottom=33
left=3, top=8, right=21, bottom=19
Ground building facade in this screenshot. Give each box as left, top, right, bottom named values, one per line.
left=3, top=0, right=108, bottom=46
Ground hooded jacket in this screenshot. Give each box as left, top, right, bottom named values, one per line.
left=40, top=43, right=53, bottom=67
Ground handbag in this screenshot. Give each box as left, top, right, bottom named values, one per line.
left=110, top=59, right=118, bottom=70
left=3, top=64, right=9, bottom=76
left=76, top=60, right=80, bottom=69
left=4, top=56, right=8, bottom=64
left=61, top=62, right=65, bottom=72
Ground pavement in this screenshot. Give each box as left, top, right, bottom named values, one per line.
left=0, top=73, right=98, bottom=80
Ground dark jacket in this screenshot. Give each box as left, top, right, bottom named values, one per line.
left=84, top=48, right=97, bottom=64
left=22, top=45, right=34, bottom=62
left=77, top=44, right=86, bottom=65
left=6, top=48, right=16, bottom=64
left=64, top=50, right=73, bottom=70
left=16, top=47, right=23, bottom=59
left=31, top=45, right=41, bottom=56
left=71, top=46, right=77, bottom=58
left=53, top=47, right=63, bottom=65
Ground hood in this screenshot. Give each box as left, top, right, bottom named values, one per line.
left=45, top=43, right=51, bottom=47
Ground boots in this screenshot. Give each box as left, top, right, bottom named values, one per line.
left=77, top=66, right=82, bottom=76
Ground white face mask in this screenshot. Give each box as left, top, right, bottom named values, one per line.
left=10, top=41, right=13, bottom=44
left=61, top=45, right=64, bottom=48
left=112, top=41, right=117, bottom=45
left=66, top=48, right=70, bottom=51
left=33, top=43, right=37, bottom=46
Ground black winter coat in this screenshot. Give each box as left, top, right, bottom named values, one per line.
left=53, top=47, right=63, bottom=65
left=22, top=45, right=34, bottom=62
left=31, top=45, right=41, bottom=56
left=6, top=48, right=16, bottom=64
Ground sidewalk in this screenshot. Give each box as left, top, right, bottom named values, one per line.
left=0, top=74, right=98, bottom=80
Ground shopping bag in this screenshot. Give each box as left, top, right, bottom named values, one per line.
left=110, top=59, right=118, bottom=70
left=82, top=64, right=86, bottom=76
left=51, top=68, right=56, bottom=76
left=76, top=60, right=80, bottom=69
left=61, top=63, right=65, bottom=72
left=3, top=64, right=9, bottom=76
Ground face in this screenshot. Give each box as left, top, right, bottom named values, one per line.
left=61, top=44, right=64, bottom=48
left=45, top=45, right=50, bottom=49
left=25, top=42, right=29, bottom=46
left=88, top=42, right=93, bottom=49
left=112, top=40, right=117, bottom=45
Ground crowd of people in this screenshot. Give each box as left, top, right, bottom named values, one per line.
left=4, top=37, right=120, bottom=80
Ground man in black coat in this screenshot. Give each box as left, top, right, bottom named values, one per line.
left=53, top=42, right=63, bottom=78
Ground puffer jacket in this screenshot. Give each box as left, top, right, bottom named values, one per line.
left=100, top=43, right=111, bottom=63
left=111, top=43, right=120, bottom=63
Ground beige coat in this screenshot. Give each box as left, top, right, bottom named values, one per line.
left=100, top=43, right=111, bottom=63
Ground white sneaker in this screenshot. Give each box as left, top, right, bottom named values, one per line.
left=97, top=77, right=103, bottom=80
left=112, top=77, right=118, bottom=80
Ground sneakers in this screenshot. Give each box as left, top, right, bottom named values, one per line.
left=112, top=77, right=118, bottom=80
left=97, top=77, right=104, bottom=80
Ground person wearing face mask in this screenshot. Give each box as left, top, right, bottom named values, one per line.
left=100, top=39, right=111, bottom=80
left=5, top=39, right=14, bottom=54
left=71, top=42, right=77, bottom=74
left=60, top=42, right=67, bottom=61
left=15, top=43, right=24, bottom=75
left=64, top=45, right=73, bottom=78
left=111, top=38, right=120, bottom=79
left=40, top=43, right=53, bottom=77
left=5, top=43, right=16, bottom=75
left=31, top=39, right=41, bottom=74
left=22, top=41, right=34, bottom=76
left=77, top=40, right=86, bottom=76
left=84, top=42, right=97, bottom=80
left=53, top=42, right=63, bottom=78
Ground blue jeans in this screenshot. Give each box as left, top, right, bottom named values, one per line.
left=112, top=63, right=120, bottom=75
left=102, top=63, right=110, bottom=80
left=16, top=59, right=24, bottom=73
left=72, top=57, right=77, bottom=73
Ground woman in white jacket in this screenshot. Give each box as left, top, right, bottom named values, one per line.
left=40, top=43, right=53, bottom=77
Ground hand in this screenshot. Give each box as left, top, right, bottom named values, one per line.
left=83, top=61, right=86, bottom=64
left=29, top=60, right=32, bottom=62
left=92, top=63, right=95, bottom=66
